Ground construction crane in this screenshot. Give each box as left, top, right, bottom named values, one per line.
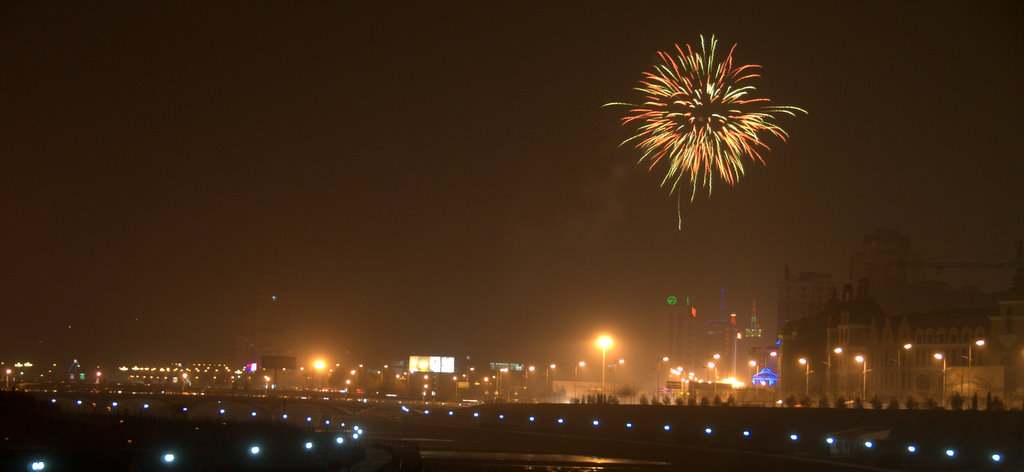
left=906, top=240, right=1022, bottom=277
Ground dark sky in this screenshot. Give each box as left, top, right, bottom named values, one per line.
left=2, top=2, right=1022, bottom=366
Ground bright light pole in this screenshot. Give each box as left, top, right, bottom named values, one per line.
left=934, top=353, right=946, bottom=407
left=897, top=343, right=911, bottom=401
left=968, top=340, right=985, bottom=397
left=798, top=358, right=809, bottom=396
left=546, top=364, right=555, bottom=394
left=597, top=336, right=613, bottom=391
left=831, top=347, right=844, bottom=396
left=707, top=361, right=717, bottom=396
left=854, top=355, right=866, bottom=401
left=574, top=361, right=585, bottom=400
left=656, top=356, right=669, bottom=400
left=748, top=360, right=759, bottom=404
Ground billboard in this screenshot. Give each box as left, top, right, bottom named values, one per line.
left=409, top=356, right=455, bottom=373
left=261, top=355, right=296, bottom=370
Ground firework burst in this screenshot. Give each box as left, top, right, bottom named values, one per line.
left=607, top=35, right=805, bottom=228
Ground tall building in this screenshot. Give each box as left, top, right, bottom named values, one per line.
left=778, top=268, right=835, bottom=333
left=664, top=295, right=698, bottom=372
left=232, top=293, right=297, bottom=367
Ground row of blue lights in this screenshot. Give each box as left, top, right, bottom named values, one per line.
left=24, top=433, right=361, bottom=470
left=414, top=407, right=1005, bottom=463
left=53, top=398, right=355, bottom=429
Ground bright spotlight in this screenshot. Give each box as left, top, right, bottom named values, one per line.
left=448, top=410, right=454, bottom=416
left=625, top=422, right=632, bottom=428
left=143, top=403, right=149, bottom=409
left=664, top=425, right=671, bottom=431
left=473, top=412, right=479, bottom=418
left=250, top=411, right=256, bottom=417
left=992, top=453, right=1002, bottom=462
left=249, top=446, right=260, bottom=455
left=335, top=436, right=344, bottom=445
left=704, top=428, right=712, bottom=434
left=498, top=414, right=504, bottom=419
left=790, top=434, right=799, bottom=441
left=907, top=445, right=917, bottom=453
left=945, top=449, right=955, bottom=457
left=557, top=418, right=564, bottom=424
left=304, top=442, right=313, bottom=450
left=528, top=416, right=535, bottom=422
left=864, top=441, right=873, bottom=449
left=219, top=409, right=225, bottom=415
left=742, top=431, right=750, bottom=437
left=826, top=437, right=834, bottom=444
left=162, top=453, right=175, bottom=463
left=30, top=461, right=45, bottom=471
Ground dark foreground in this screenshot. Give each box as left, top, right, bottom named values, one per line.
left=3, top=392, right=1022, bottom=471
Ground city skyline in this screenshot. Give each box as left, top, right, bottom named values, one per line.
left=2, top=2, right=1022, bottom=366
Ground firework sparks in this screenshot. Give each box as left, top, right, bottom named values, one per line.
left=607, top=35, right=805, bottom=228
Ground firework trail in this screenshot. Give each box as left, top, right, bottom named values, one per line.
left=606, top=35, right=805, bottom=228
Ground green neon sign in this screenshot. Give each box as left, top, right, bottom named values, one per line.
left=667, top=296, right=677, bottom=306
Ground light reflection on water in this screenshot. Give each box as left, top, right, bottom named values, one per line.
left=420, top=450, right=670, bottom=471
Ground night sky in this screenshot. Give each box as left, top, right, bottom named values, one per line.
left=2, top=2, right=1022, bottom=366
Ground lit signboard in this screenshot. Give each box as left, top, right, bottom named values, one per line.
left=409, top=356, right=455, bottom=373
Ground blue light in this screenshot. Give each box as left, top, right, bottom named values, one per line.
left=664, top=425, right=671, bottom=431
left=826, top=437, right=834, bottom=444
left=352, top=433, right=359, bottom=440
left=557, top=418, right=564, bottom=424
left=742, top=430, right=750, bottom=437
left=529, top=416, right=535, bottom=422
left=30, top=460, right=45, bottom=470
left=143, top=403, right=149, bottom=409
left=907, top=445, right=917, bottom=453
left=498, top=414, right=504, bottom=419
left=424, top=410, right=430, bottom=415
left=304, top=442, right=313, bottom=450
left=162, top=453, right=175, bottom=463
left=111, top=402, right=118, bottom=407
left=282, top=413, right=288, bottom=419
left=219, top=409, right=225, bottom=414
left=401, top=406, right=409, bottom=413
left=992, top=453, right=1002, bottom=462
left=50, top=398, right=56, bottom=404
left=864, top=441, right=873, bottom=449
left=704, top=427, right=712, bottom=434
left=325, top=420, right=330, bottom=425
left=473, top=412, right=479, bottom=418
left=945, top=449, right=955, bottom=457
left=592, top=420, right=599, bottom=426
left=306, top=416, right=312, bottom=422
left=335, top=436, right=344, bottom=445
left=249, top=446, right=260, bottom=455
left=625, top=422, right=632, bottom=428
left=448, top=410, right=454, bottom=416
left=181, top=407, right=188, bottom=412
left=790, top=434, right=799, bottom=441
left=76, top=400, right=82, bottom=405
left=250, top=411, right=256, bottom=417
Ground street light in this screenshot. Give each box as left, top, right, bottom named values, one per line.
left=597, top=336, right=613, bottom=391
left=854, top=355, right=866, bottom=401
left=830, top=347, right=844, bottom=396
left=574, top=361, right=585, bottom=399
left=707, top=361, right=717, bottom=396
left=934, top=353, right=946, bottom=407
left=897, top=343, right=912, bottom=401
left=798, top=358, right=809, bottom=396
left=968, top=339, right=985, bottom=397
left=546, top=364, right=555, bottom=395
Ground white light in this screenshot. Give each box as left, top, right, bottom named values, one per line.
left=352, top=433, right=359, bottom=440
left=401, top=406, right=409, bottom=413
left=529, top=416, right=535, bottom=422
left=826, top=437, right=834, bottom=444
left=992, top=453, right=1002, bottom=462
left=304, top=442, right=313, bottom=450
left=306, top=416, right=312, bottom=422
left=162, top=453, right=175, bottom=463
left=219, top=409, right=225, bottom=414
left=705, top=428, right=712, bottom=434
left=625, top=422, right=632, bottom=428
left=790, top=434, right=799, bottom=441
left=557, top=418, right=564, bottom=424
left=250, top=411, right=256, bottom=417
left=498, top=414, right=504, bottom=420
left=111, top=402, right=118, bottom=407
left=664, top=425, right=671, bottom=431
left=335, top=436, right=344, bottom=445
left=181, top=407, right=187, bottom=412
left=50, top=399, right=56, bottom=404
left=592, top=420, right=599, bottom=426
left=143, top=403, right=149, bottom=409
left=424, top=410, right=429, bottom=415
left=945, top=449, right=955, bottom=457
left=282, top=413, right=288, bottom=419
left=250, top=446, right=260, bottom=455
left=76, top=400, right=82, bottom=405
left=864, top=441, right=873, bottom=449
left=473, top=412, right=479, bottom=418
left=907, top=445, right=917, bottom=453
left=743, top=431, right=750, bottom=437
left=30, top=461, right=45, bottom=471
left=448, top=410, right=454, bottom=416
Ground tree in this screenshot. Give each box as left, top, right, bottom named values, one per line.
left=674, top=396, right=684, bottom=406
left=726, top=395, right=736, bottom=406
left=818, top=396, right=831, bottom=408
left=925, top=397, right=938, bottom=409
left=686, top=396, right=696, bottom=406
left=970, top=393, right=979, bottom=410
left=886, top=397, right=900, bottom=410
left=852, top=397, right=864, bottom=409
left=905, top=395, right=918, bottom=410
left=869, top=395, right=883, bottom=409
left=638, top=394, right=649, bottom=405
left=950, top=393, right=965, bottom=410
left=988, top=395, right=1006, bottom=411
left=834, top=395, right=847, bottom=408
left=699, top=396, right=709, bottom=407
left=712, top=395, right=722, bottom=406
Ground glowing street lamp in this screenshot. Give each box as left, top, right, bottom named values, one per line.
left=968, top=339, right=985, bottom=397
left=897, top=343, right=912, bottom=401
left=854, top=355, right=866, bottom=401
left=934, top=353, right=946, bottom=407
left=826, top=347, right=843, bottom=397
left=597, top=336, right=613, bottom=391
left=798, top=358, right=809, bottom=396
